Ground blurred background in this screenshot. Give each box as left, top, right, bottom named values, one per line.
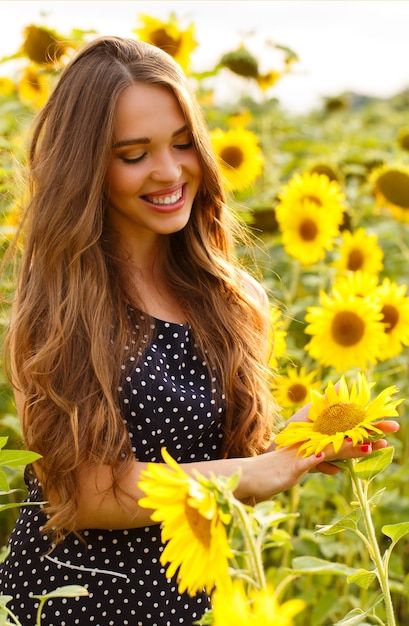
left=1, top=0, right=409, bottom=113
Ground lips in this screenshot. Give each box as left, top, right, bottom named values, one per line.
left=143, top=185, right=184, bottom=207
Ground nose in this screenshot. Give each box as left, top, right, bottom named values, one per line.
left=150, top=149, right=181, bottom=182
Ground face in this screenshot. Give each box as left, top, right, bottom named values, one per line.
left=105, top=83, right=202, bottom=253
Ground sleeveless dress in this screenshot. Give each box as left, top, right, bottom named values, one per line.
left=0, top=313, right=225, bottom=625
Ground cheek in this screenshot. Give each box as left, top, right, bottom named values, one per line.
left=106, top=163, right=141, bottom=197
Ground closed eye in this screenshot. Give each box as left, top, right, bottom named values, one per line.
left=120, top=153, right=146, bottom=164
left=174, top=141, right=194, bottom=151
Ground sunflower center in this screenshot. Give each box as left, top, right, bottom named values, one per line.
left=381, top=304, right=399, bottom=333
left=220, top=146, right=244, bottom=169
left=288, top=383, right=308, bottom=403
left=347, top=249, right=364, bottom=271
left=377, top=170, right=409, bottom=209
left=303, top=194, right=323, bottom=207
left=313, top=402, right=366, bottom=434
left=331, top=311, right=365, bottom=346
left=151, top=28, right=181, bottom=56
left=299, top=218, right=318, bottom=241
left=184, top=502, right=211, bottom=549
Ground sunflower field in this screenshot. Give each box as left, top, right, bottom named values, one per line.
left=2, top=12, right=409, bottom=626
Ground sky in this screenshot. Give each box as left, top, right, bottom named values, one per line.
left=0, top=0, right=408, bottom=113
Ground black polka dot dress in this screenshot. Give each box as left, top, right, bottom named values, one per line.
left=0, top=313, right=225, bottom=625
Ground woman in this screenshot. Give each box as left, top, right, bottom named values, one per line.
left=0, top=37, right=397, bottom=625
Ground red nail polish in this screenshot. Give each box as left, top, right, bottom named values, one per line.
left=315, top=452, right=324, bottom=458
left=361, top=444, right=371, bottom=452
left=346, top=437, right=353, bottom=443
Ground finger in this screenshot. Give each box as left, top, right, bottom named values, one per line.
left=375, top=420, right=400, bottom=434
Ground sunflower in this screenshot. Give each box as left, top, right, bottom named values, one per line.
left=274, top=373, right=400, bottom=458
left=373, top=277, right=409, bottom=360
left=20, top=24, right=69, bottom=67
left=138, top=447, right=232, bottom=596
left=276, top=172, right=346, bottom=219
left=17, top=65, right=50, bottom=108
left=275, top=198, right=342, bottom=265
left=332, top=227, right=384, bottom=275
left=134, top=14, right=197, bottom=71
left=212, top=579, right=305, bottom=626
left=268, top=305, right=287, bottom=369
left=305, top=289, right=386, bottom=371
left=0, top=77, right=16, bottom=97
left=370, top=163, right=409, bottom=223
left=210, top=127, right=264, bottom=192
left=332, top=270, right=379, bottom=300
left=273, top=367, right=320, bottom=417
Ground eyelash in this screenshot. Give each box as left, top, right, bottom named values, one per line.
left=120, top=141, right=194, bottom=164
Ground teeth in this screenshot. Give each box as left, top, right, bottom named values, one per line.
left=149, top=189, right=182, bottom=205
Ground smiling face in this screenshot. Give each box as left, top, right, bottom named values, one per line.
left=105, top=82, right=202, bottom=256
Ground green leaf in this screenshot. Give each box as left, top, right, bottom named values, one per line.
left=0, top=546, right=10, bottom=564
left=291, top=556, right=358, bottom=577
left=0, top=450, right=42, bottom=468
left=31, top=585, right=89, bottom=601
left=382, top=522, right=409, bottom=545
left=252, top=501, right=298, bottom=527
left=0, top=438, right=8, bottom=450
left=352, top=447, right=394, bottom=481
left=315, top=508, right=362, bottom=535
left=367, top=487, right=386, bottom=507
left=347, top=569, right=377, bottom=589
left=0, top=596, right=13, bottom=606
left=333, top=595, right=384, bottom=624
left=0, top=501, right=44, bottom=514
left=0, top=470, right=9, bottom=492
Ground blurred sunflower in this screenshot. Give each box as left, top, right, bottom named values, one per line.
left=274, top=373, right=400, bottom=458
left=371, top=163, right=409, bottom=223
left=20, top=24, right=70, bottom=67
left=332, top=227, right=384, bottom=275
left=373, top=277, right=409, bottom=360
left=332, top=270, right=379, bottom=299
left=134, top=14, right=197, bottom=71
left=276, top=198, right=342, bottom=265
left=219, top=46, right=259, bottom=78
left=17, top=65, right=50, bottom=108
left=273, top=366, right=320, bottom=417
left=138, top=447, right=232, bottom=596
left=268, top=305, right=287, bottom=370
left=0, top=77, right=16, bottom=97
left=397, top=128, right=409, bottom=152
left=305, top=290, right=386, bottom=371
left=277, top=172, right=346, bottom=218
left=309, top=163, right=341, bottom=183
left=212, top=579, right=305, bottom=626
left=256, top=70, right=281, bottom=92
left=210, top=127, right=264, bottom=192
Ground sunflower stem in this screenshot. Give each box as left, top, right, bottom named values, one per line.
left=231, top=499, right=266, bottom=590
left=346, top=459, right=396, bottom=626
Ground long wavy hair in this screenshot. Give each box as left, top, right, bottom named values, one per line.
left=6, top=36, right=274, bottom=540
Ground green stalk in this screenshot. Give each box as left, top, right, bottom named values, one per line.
left=346, top=459, right=396, bottom=626
left=232, top=499, right=266, bottom=590
left=36, top=599, right=46, bottom=626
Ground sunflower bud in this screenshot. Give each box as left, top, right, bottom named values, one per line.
left=21, top=25, right=65, bottom=65
left=219, top=47, right=259, bottom=78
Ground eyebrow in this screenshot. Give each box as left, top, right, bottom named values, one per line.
left=112, top=125, right=190, bottom=149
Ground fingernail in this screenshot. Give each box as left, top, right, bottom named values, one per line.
left=315, top=452, right=324, bottom=458
left=361, top=444, right=371, bottom=452
left=346, top=437, right=353, bottom=443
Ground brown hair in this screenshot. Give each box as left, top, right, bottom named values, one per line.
left=6, top=37, right=273, bottom=540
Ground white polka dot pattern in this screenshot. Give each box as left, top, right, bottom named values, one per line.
left=0, top=313, right=225, bottom=624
